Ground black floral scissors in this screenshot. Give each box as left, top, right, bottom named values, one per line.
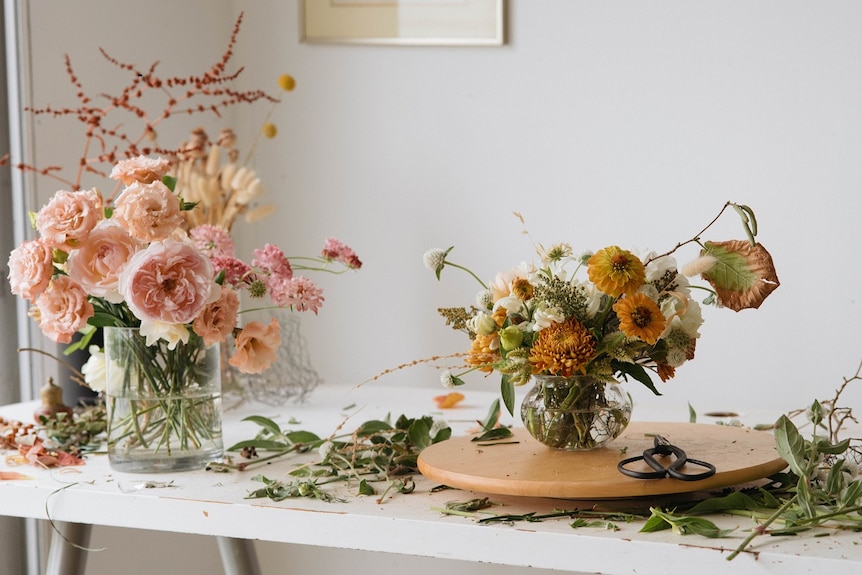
left=617, top=435, right=716, bottom=481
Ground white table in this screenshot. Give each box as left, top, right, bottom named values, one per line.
left=2, top=383, right=861, bottom=575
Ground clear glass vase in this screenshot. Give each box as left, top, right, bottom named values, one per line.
left=105, top=327, right=223, bottom=472
left=520, top=374, right=632, bottom=451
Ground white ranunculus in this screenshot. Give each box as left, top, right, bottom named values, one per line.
left=494, top=295, right=525, bottom=314
left=80, top=345, right=107, bottom=393
left=580, top=281, right=604, bottom=318
left=467, top=312, right=498, bottom=336
left=532, top=303, right=564, bottom=331
left=670, top=298, right=704, bottom=339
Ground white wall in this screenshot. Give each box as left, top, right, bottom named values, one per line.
left=13, top=1, right=862, bottom=573
left=234, top=1, right=862, bottom=416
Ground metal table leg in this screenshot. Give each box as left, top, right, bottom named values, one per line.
left=216, top=537, right=261, bottom=575
left=44, top=522, right=92, bottom=575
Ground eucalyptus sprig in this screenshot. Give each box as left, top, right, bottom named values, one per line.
left=225, top=412, right=451, bottom=503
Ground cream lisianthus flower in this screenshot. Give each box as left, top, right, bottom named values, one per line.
left=139, top=320, right=190, bottom=350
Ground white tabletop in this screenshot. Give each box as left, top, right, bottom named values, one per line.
left=2, top=383, right=860, bottom=575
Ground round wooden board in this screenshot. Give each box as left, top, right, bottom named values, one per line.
left=417, top=422, right=787, bottom=499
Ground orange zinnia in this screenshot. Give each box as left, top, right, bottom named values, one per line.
left=612, top=292, right=666, bottom=345
left=587, top=246, right=646, bottom=297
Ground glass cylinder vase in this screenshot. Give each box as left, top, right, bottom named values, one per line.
left=104, top=326, right=224, bottom=472
left=520, top=374, right=632, bottom=451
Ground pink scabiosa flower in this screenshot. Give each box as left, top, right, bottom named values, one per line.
left=110, top=155, right=171, bottom=186
left=193, top=286, right=240, bottom=346
left=321, top=237, right=362, bottom=270
left=7, top=238, right=54, bottom=301
left=66, top=221, right=140, bottom=303
left=278, top=276, right=324, bottom=314
left=252, top=244, right=293, bottom=281
left=189, top=225, right=235, bottom=258
left=229, top=318, right=282, bottom=374
left=211, top=255, right=252, bottom=287
left=113, top=180, right=184, bottom=243
left=35, top=276, right=94, bottom=344
left=35, top=188, right=103, bottom=250
left=119, top=239, right=214, bottom=325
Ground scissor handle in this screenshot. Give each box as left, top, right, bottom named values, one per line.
left=665, top=457, right=716, bottom=481
left=617, top=436, right=717, bottom=481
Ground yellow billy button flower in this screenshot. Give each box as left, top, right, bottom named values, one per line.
left=587, top=246, right=646, bottom=297
left=612, top=292, right=666, bottom=345
left=278, top=74, right=296, bottom=91
left=262, top=123, right=278, bottom=138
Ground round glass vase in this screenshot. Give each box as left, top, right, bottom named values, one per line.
left=520, top=374, right=632, bottom=451
left=104, top=326, right=224, bottom=472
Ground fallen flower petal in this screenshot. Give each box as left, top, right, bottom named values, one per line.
left=434, top=392, right=465, bottom=409
left=0, top=471, right=34, bottom=480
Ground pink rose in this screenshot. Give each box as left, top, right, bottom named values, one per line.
left=35, top=276, right=94, bottom=344
left=35, top=188, right=103, bottom=250
left=66, top=221, right=140, bottom=302
left=113, top=180, right=184, bottom=243
left=193, top=287, right=240, bottom=346
left=7, top=239, right=54, bottom=301
left=119, top=239, right=214, bottom=324
left=228, top=318, right=281, bottom=374
left=110, top=155, right=171, bottom=186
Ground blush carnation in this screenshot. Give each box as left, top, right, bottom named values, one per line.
left=35, top=188, right=103, bottom=250
left=193, top=287, right=240, bottom=346
left=35, top=276, right=94, bottom=344
left=66, top=221, right=140, bottom=302
left=229, top=318, right=282, bottom=374
left=113, top=180, right=184, bottom=243
left=119, top=239, right=214, bottom=324
left=110, top=155, right=171, bottom=186
left=7, top=238, right=54, bottom=301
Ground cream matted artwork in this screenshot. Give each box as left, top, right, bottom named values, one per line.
left=301, top=0, right=505, bottom=46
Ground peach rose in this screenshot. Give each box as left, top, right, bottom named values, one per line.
left=7, top=239, right=54, bottom=301
left=228, top=318, right=281, bottom=374
left=110, top=155, right=171, bottom=186
left=193, top=287, right=240, bottom=346
left=35, top=276, right=94, bottom=344
left=119, top=239, right=214, bottom=324
left=113, top=180, right=184, bottom=243
left=66, top=221, right=140, bottom=302
left=35, top=188, right=103, bottom=250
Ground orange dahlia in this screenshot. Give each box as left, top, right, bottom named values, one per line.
left=529, top=319, right=597, bottom=377
left=612, top=292, right=666, bottom=345
left=587, top=246, right=646, bottom=297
